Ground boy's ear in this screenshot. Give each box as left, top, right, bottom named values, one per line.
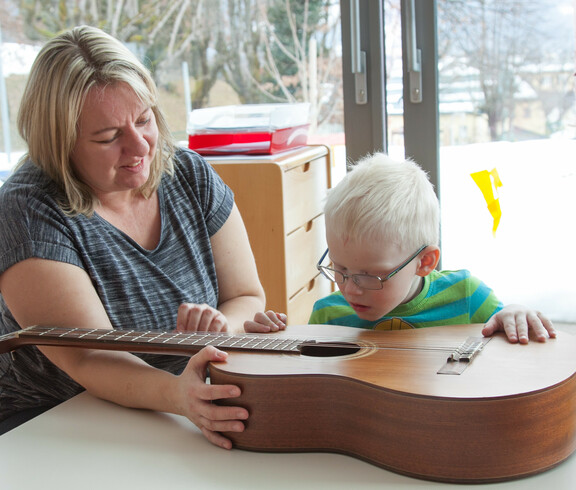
left=415, top=246, right=441, bottom=277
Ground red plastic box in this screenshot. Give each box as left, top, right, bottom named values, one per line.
left=187, top=103, right=310, bottom=155
left=188, top=124, right=309, bottom=155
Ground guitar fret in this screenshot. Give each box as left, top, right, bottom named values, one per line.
left=234, top=338, right=253, bottom=348
left=114, top=331, right=137, bottom=341
left=176, top=334, right=200, bottom=345
left=218, top=337, right=242, bottom=348
left=143, top=333, right=165, bottom=343
left=185, top=334, right=213, bottom=346
left=280, top=339, right=299, bottom=349
left=133, top=332, right=155, bottom=341
left=231, top=338, right=254, bottom=348
left=96, top=330, right=117, bottom=340
left=131, top=333, right=154, bottom=342
left=257, top=338, right=283, bottom=350
left=203, top=336, right=225, bottom=347
left=250, top=338, right=270, bottom=349
left=159, top=334, right=181, bottom=344
left=274, top=339, right=301, bottom=351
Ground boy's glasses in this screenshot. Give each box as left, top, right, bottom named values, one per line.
left=316, top=245, right=428, bottom=290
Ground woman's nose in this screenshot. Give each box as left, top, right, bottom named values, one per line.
left=125, top=128, right=150, bottom=157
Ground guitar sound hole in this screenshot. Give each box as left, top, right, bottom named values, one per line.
left=299, top=342, right=361, bottom=357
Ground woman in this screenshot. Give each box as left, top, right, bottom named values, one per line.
left=0, top=26, right=265, bottom=448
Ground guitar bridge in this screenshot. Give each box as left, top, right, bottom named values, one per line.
left=437, top=336, right=491, bottom=375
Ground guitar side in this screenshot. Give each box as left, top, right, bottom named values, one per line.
left=211, top=324, right=576, bottom=483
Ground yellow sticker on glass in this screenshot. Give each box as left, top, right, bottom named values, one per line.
left=470, top=168, right=502, bottom=236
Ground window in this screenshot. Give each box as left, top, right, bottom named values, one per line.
left=0, top=1, right=344, bottom=175
left=351, top=0, right=576, bottom=322
left=3, top=1, right=575, bottom=323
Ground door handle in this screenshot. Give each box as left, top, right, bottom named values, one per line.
left=350, top=0, right=367, bottom=105
left=403, top=0, right=422, bottom=103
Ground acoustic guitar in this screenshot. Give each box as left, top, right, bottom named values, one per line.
left=1, top=323, right=575, bottom=483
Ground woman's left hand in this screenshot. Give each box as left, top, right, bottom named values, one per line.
left=176, top=303, right=229, bottom=332
left=482, top=304, right=556, bottom=344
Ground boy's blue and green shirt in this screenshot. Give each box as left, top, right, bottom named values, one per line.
left=308, top=269, right=503, bottom=330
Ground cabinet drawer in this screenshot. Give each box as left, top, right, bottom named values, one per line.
left=285, top=214, right=326, bottom=297
left=287, top=274, right=333, bottom=326
left=283, top=156, right=329, bottom=232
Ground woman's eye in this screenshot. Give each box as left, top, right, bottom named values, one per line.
left=96, top=134, right=118, bottom=144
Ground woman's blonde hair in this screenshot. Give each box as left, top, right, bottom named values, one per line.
left=17, top=25, right=175, bottom=216
left=325, top=153, right=440, bottom=251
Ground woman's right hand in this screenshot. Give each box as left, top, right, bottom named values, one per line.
left=174, top=346, right=249, bottom=449
left=243, top=310, right=287, bottom=333
left=176, top=303, right=230, bottom=333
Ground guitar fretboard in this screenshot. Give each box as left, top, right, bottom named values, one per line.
left=7, top=325, right=308, bottom=355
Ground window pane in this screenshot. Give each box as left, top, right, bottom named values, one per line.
left=0, top=1, right=345, bottom=177
left=385, top=0, right=575, bottom=322
left=436, top=0, right=576, bottom=322
left=384, top=0, right=404, bottom=156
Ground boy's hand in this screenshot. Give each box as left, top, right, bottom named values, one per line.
left=244, top=311, right=287, bottom=333
left=482, top=304, right=556, bottom=344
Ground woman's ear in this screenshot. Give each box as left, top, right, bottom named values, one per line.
left=415, top=246, right=440, bottom=277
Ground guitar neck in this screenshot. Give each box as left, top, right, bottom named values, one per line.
left=0, top=325, right=306, bottom=356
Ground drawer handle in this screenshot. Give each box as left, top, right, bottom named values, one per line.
left=304, top=219, right=314, bottom=232
left=299, top=162, right=311, bottom=173
left=307, top=277, right=315, bottom=292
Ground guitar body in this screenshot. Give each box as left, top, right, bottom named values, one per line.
left=2, top=323, right=575, bottom=482
left=210, top=324, right=576, bottom=483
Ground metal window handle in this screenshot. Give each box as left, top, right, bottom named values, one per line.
left=404, top=0, right=422, bottom=103
left=350, top=0, right=367, bottom=105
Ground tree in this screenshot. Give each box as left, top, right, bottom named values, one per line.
left=220, top=0, right=342, bottom=131
left=15, top=0, right=343, bottom=131
left=438, top=0, right=547, bottom=141
left=219, top=0, right=269, bottom=104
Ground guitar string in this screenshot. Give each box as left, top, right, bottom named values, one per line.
left=19, top=327, right=463, bottom=353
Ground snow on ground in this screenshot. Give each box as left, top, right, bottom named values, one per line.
left=438, top=139, right=576, bottom=322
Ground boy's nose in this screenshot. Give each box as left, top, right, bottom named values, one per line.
left=341, top=277, right=363, bottom=295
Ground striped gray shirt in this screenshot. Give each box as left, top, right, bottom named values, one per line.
left=0, top=148, right=234, bottom=421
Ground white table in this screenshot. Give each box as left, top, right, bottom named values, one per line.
left=0, top=391, right=575, bottom=489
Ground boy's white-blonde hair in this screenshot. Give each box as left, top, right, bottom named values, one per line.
left=325, top=153, right=440, bottom=250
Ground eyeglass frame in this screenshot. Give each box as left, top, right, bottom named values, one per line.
left=316, top=244, right=428, bottom=290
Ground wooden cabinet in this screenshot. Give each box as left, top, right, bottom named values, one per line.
left=207, top=146, right=332, bottom=325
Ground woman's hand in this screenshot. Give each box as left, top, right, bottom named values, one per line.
left=244, top=310, right=287, bottom=333
left=176, top=303, right=230, bottom=332
left=482, top=304, right=556, bottom=344
left=174, top=346, right=248, bottom=449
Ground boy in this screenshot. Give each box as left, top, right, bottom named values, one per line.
left=244, top=153, right=555, bottom=344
